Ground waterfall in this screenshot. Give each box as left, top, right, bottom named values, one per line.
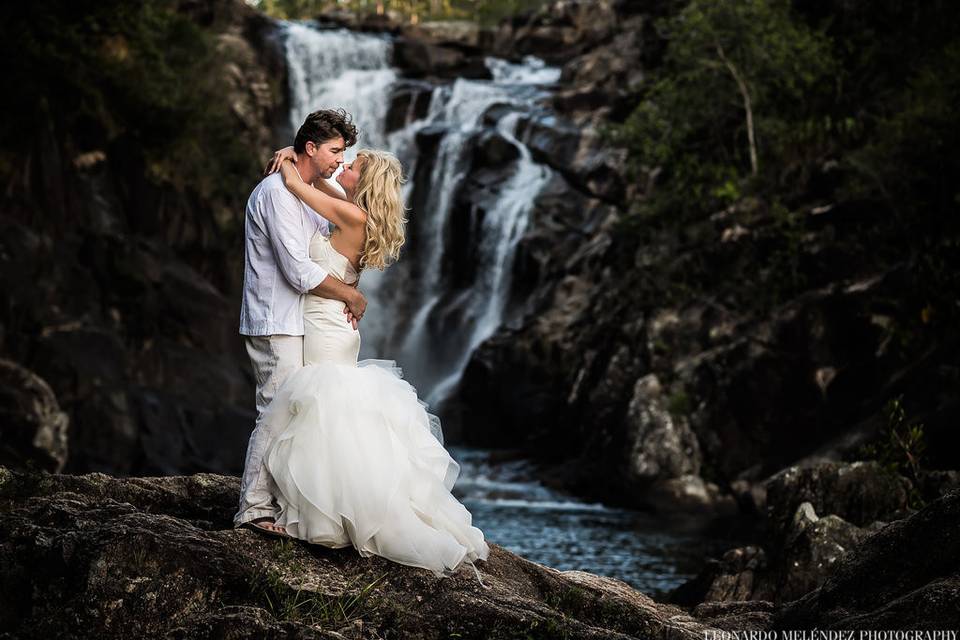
left=284, top=23, right=396, bottom=149
left=282, top=22, right=560, bottom=410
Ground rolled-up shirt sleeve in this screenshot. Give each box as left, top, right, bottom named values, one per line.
left=261, top=188, right=329, bottom=294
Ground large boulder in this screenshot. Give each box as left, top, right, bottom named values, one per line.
left=402, top=20, right=493, bottom=50
left=0, top=359, right=69, bottom=472
left=518, top=114, right=627, bottom=204
left=763, top=461, right=913, bottom=543
left=0, top=466, right=725, bottom=640
left=392, top=37, right=490, bottom=80
left=620, top=374, right=736, bottom=515
left=671, top=461, right=913, bottom=606
left=624, top=374, right=702, bottom=484
left=774, top=488, right=960, bottom=630
left=492, top=0, right=620, bottom=64
left=774, top=502, right=876, bottom=603
left=385, top=79, right=434, bottom=132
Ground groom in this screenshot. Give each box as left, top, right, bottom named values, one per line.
left=234, top=109, right=365, bottom=535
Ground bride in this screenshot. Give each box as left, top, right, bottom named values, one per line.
left=258, top=146, right=489, bottom=582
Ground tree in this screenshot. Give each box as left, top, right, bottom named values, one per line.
left=616, top=0, right=834, bottom=214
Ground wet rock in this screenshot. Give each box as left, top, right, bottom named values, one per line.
left=404, top=124, right=449, bottom=258
left=511, top=173, right=617, bottom=297
left=393, top=37, right=490, bottom=80
left=555, top=20, right=647, bottom=121
left=776, top=502, right=872, bottom=603
left=481, top=102, right=523, bottom=128
left=518, top=114, right=626, bottom=203
left=645, top=475, right=738, bottom=516
left=492, top=0, right=619, bottom=64
left=774, top=488, right=960, bottom=630
left=697, top=545, right=773, bottom=603
left=0, top=359, right=69, bottom=472
left=460, top=271, right=595, bottom=452
left=764, top=461, right=913, bottom=543
left=0, top=466, right=724, bottom=640
left=673, top=502, right=872, bottom=606
left=672, top=462, right=912, bottom=606
left=385, top=80, right=433, bottom=132
left=624, top=374, right=702, bottom=484
left=619, top=373, right=736, bottom=514
left=402, top=20, right=493, bottom=50
left=473, top=130, right=520, bottom=168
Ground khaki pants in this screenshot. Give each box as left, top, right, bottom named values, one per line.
left=233, top=334, right=303, bottom=527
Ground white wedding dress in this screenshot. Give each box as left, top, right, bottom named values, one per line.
left=262, top=230, right=489, bottom=580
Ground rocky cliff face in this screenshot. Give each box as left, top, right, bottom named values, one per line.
left=0, top=0, right=287, bottom=478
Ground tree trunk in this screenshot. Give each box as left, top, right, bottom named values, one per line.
left=715, top=42, right=758, bottom=177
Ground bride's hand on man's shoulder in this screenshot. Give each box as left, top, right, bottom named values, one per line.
left=264, top=146, right=297, bottom=176
left=278, top=159, right=298, bottom=186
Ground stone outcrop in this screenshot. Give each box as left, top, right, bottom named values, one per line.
left=773, top=487, right=960, bottom=630
left=0, top=359, right=69, bottom=472
left=670, top=462, right=916, bottom=607
left=762, top=461, right=913, bottom=543
left=3, top=466, right=958, bottom=636
left=0, top=466, right=726, bottom=640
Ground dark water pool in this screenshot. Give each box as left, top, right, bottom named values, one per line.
left=449, top=445, right=747, bottom=600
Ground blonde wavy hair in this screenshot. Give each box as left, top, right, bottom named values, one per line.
left=352, top=149, right=407, bottom=271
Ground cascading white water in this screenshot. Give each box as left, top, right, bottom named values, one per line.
left=405, top=109, right=552, bottom=406
left=282, top=22, right=560, bottom=408
left=284, top=23, right=396, bottom=149
left=386, top=64, right=558, bottom=406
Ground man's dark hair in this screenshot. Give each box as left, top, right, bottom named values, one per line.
left=294, top=109, right=358, bottom=153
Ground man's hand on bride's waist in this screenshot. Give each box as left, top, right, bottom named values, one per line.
left=344, top=289, right=367, bottom=330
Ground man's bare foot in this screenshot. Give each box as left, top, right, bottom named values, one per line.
left=242, top=517, right=291, bottom=538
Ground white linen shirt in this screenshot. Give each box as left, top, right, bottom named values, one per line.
left=239, top=172, right=331, bottom=336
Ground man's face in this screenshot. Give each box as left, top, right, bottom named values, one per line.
left=306, top=136, right=346, bottom=179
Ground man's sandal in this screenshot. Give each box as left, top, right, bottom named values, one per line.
left=242, top=518, right=291, bottom=539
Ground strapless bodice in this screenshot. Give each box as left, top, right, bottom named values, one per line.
left=304, top=230, right=361, bottom=367
left=309, top=231, right=359, bottom=285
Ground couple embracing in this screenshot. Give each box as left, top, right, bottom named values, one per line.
left=233, top=109, right=488, bottom=583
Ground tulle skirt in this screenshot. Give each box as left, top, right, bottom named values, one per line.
left=262, top=359, right=489, bottom=578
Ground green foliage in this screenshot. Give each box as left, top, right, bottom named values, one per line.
left=613, top=0, right=835, bottom=222
left=251, top=0, right=550, bottom=23
left=544, top=585, right=588, bottom=614
left=858, top=395, right=927, bottom=508
left=608, top=0, right=960, bottom=343
left=1, top=0, right=263, bottom=206
left=762, top=200, right=808, bottom=307
left=842, top=38, right=960, bottom=326
left=269, top=538, right=299, bottom=566
left=666, top=389, right=692, bottom=418
left=248, top=566, right=387, bottom=626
